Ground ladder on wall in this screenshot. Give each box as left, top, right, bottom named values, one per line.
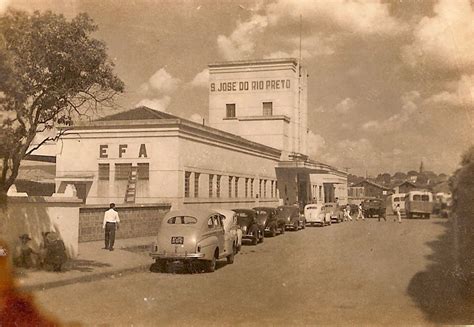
left=124, top=166, right=138, bottom=203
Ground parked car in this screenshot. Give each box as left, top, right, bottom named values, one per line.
left=320, top=203, right=334, bottom=226
left=362, top=198, right=386, bottom=218
left=253, top=206, right=285, bottom=236
left=328, top=203, right=344, bottom=223
left=149, top=209, right=235, bottom=273
left=276, top=205, right=304, bottom=231
left=304, top=203, right=323, bottom=226
left=405, top=191, right=433, bottom=219
left=214, top=208, right=242, bottom=253
left=232, top=208, right=264, bottom=245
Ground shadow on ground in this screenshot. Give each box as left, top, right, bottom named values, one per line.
left=407, top=220, right=474, bottom=324
left=62, top=259, right=111, bottom=273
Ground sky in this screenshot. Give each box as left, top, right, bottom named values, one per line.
left=2, top=0, right=473, bottom=176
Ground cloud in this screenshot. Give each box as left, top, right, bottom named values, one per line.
left=217, top=14, right=268, bottom=60
left=425, top=74, right=474, bottom=107
left=362, top=91, right=420, bottom=132
left=267, top=0, right=406, bottom=36
left=335, top=98, right=355, bottom=113
left=401, top=0, right=474, bottom=71
left=190, top=69, right=209, bottom=88
left=141, top=68, right=181, bottom=94
left=0, top=0, right=10, bottom=13
left=307, top=131, right=326, bottom=157
left=136, top=96, right=171, bottom=112
left=218, top=1, right=404, bottom=61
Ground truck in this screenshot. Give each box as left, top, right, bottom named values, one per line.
left=361, top=198, right=386, bottom=218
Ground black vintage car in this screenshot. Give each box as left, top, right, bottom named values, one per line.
left=276, top=205, right=305, bottom=231
left=232, top=209, right=264, bottom=245
left=253, top=207, right=286, bottom=237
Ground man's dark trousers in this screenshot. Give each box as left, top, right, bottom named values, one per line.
left=105, top=222, right=116, bottom=249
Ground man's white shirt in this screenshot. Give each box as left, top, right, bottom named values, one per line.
left=103, top=209, right=120, bottom=228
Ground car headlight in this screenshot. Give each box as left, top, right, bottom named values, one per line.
left=242, top=225, right=247, bottom=232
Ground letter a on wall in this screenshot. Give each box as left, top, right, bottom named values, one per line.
left=139, top=144, right=148, bottom=158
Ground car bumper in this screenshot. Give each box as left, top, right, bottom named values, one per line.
left=149, top=252, right=204, bottom=260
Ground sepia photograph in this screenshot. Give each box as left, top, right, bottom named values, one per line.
left=0, top=0, right=473, bottom=325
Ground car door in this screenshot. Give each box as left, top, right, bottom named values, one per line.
left=213, top=214, right=226, bottom=258
left=218, top=214, right=233, bottom=257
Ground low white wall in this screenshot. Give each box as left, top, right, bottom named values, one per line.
left=0, top=196, right=82, bottom=259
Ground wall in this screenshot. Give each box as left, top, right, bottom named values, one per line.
left=208, top=59, right=307, bottom=158
left=0, top=196, right=82, bottom=258
left=78, top=203, right=171, bottom=242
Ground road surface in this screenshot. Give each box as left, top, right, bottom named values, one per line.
left=32, top=216, right=473, bottom=325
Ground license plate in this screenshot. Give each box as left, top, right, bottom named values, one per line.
left=171, top=236, right=184, bottom=244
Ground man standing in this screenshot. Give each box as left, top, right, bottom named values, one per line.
left=103, top=203, right=120, bottom=251
left=356, top=204, right=365, bottom=221
left=394, top=204, right=402, bottom=223
left=344, top=204, right=352, bottom=221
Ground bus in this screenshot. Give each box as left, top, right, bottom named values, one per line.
left=405, top=191, right=433, bottom=219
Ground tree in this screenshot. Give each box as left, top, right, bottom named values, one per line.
left=0, top=10, right=124, bottom=206
left=450, top=145, right=474, bottom=296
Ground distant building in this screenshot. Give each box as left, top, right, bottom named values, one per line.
left=352, top=180, right=392, bottom=199
left=393, top=181, right=418, bottom=194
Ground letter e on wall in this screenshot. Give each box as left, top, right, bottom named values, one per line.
left=99, top=145, right=108, bottom=158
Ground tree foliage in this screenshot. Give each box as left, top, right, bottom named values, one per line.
left=0, top=10, right=124, bottom=204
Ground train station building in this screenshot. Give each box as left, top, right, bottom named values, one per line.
left=55, top=58, right=347, bottom=209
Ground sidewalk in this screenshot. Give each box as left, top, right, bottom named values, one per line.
left=15, top=236, right=155, bottom=292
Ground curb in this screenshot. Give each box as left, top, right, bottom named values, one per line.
left=19, top=263, right=150, bottom=293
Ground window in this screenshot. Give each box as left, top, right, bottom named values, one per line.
left=250, top=178, right=254, bottom=198
left=228, top=176, right=233, bottom=198
left=271, top=181, right=274, bottom=198
left=421, top=195, right=430, bottom=201
left=226, top=104, right=236, bottom=118
left=413, top=194, right=421, bottom=201
left=216, top=175, right=221, bottom=198
left=245, top=178, right=249, bottom=198
left=259, top=179, right=262, bottom=198
left=115, top=163, right=132, bottom=180
left=263, top=102, right=273, bottom=116
left=167, top=216, right=197, bottom=224
left=137, top=163, right=149, bottom=180
left=319, top=186, right=322, bottom=200
left=98, top=164, right=110, bottom=181
left=263, top=180, right=267, bottom=198
left=184, top=171, right=191, bottom=198
left=209, top=174, right=214, bottom=198
left=235, top=177, right=239, bottom=198
left=194, top=173, right=200, bottom=198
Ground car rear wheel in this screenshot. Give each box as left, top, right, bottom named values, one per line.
left=206, top=251, right=218, bottom=272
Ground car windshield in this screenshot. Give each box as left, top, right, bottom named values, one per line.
left=306, top=206, right=318, bottom=209
left=166, top=216, right=198, bottom=225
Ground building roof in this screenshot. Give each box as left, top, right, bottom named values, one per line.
left=97, top=106, right=178, bottom=121
left=69, top=106, right=282, bottom=159
left=396, top=181, right=417, bottom=188
left=209, top=58, right=298, bottom=68
left=353, top=179, right=392, bottom=191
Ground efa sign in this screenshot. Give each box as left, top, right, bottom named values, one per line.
left=210, top=79, right=291, bottom=92
left=99, top=144, right=148, bottom=159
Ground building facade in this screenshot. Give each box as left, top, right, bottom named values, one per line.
left=55, top=59, right=347, bottom=209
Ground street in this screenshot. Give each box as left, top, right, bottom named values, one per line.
left=31, top=216, right=472, bottom=325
